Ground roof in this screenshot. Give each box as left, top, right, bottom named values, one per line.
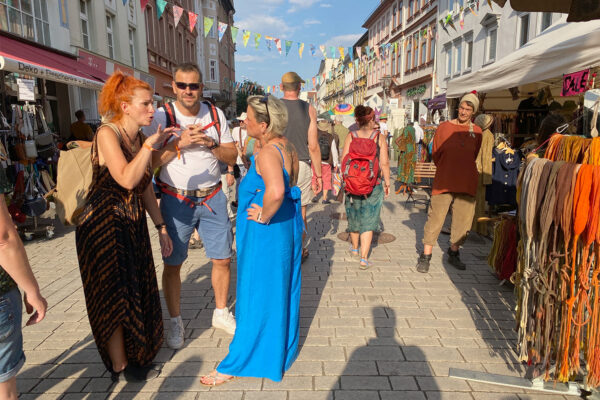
left=363, top=0, right=393, bottom=28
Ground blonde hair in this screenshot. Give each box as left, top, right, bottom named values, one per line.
left=247, top=95, right=288, bottom=137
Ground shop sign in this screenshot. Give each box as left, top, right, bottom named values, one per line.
left=389, top=98, right=399, bottom=109
left=407, top=84, right=427, bottom=98
left=562, top=69, right=590, bottom=97
left=77, top=50, right=107, bottom=75
left=17, top=78, right=35, bottom=101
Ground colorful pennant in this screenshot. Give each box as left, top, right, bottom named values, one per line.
left=230, top=26, right=238, bottom=44
left=299, top=42, right=305, bottom=59
left=156, top=0, right=167, bottom=18
left=203, top=16, right=213, bottom=37
left=140, top=0, right=149, bottom=10
left=285, top=40, right=293, bottom=56
left=242, top=30, right=250, bottom=47
left=218, top=22, right=228, bottom=42
left=254, top=33, right=261, bottom=49
left=275, top=38, right=282, bottom=54
left=173, top=6, right=184, bottom=27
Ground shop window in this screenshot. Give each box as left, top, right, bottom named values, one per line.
left=518, top=13, right=530, bottom=47
left=106, top=13, right=115, bottom=59
left=541, top=12, right=553, bottom=32
left=0, top=0, right=49, bottom=46
left=128, top=28, right=136, bottom=68
left=486, top=27, right=497, bottom=63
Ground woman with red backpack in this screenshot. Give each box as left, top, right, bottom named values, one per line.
left=341, top=105, right=391, bottom=269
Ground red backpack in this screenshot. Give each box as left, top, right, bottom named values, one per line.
left=342, top=130, right=380, bottom=196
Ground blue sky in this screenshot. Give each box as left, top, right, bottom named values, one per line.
left=233, top=0, right=377, bottom=91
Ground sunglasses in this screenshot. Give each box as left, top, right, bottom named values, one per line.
left=259, top=94, right=271, bottom=126
left=175, top=82, right=201, bottom=91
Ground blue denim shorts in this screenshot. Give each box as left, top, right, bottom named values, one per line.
left=160, top=189, right=233, bottom=265
left=0, top=288, right=25, bottom=383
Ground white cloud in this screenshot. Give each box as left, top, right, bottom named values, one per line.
left=323, top=33, right=363, bottom=47
left=236, top=15, right=295, bottom=37
left=304, top=18, right=321, bottom=26
left=236, top=55, right=264, bottom=63
left=320, top=3, right=333, bottom=7
left=287, top=0, right=321, bottom=13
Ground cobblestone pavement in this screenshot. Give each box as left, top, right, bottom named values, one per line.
left=17, top=188, right=579, bottom=400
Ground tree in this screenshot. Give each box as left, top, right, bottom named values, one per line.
left=236, top=80, right=265, bottom=115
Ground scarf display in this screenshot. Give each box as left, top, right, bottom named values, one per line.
left=514, top=134, right=600, bottom=385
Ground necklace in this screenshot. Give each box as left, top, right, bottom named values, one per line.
left=120, top=125, right=138, bottom=153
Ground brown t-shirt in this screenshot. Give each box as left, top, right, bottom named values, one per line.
left=431, top=121, right=482, bottom=197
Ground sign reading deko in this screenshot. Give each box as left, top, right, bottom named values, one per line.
left=407, top=84, right=427, bottom=98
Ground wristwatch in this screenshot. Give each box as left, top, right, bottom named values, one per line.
left=208, top=139, right=219, bottom=150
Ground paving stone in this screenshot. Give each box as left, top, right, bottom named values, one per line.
left=288, top=391, right=334, bottom=400
left=332, top=390, right=380, bottom=400
left=339, top=375, right=391, bottom=390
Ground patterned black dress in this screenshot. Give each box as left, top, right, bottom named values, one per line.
left=75, top=127, right=163, bottom=372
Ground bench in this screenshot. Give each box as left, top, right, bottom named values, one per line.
left=406, top=162, right=436, bottom=208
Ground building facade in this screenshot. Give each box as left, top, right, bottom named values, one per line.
left=144, top=0, right=198, bottom=102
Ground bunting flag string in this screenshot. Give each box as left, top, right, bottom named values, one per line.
left=156, top=0, right=167, bottom=19
left=173, top=5, right=183, bottom=27
left=203, top=16, right=213, bottom=37
left=218, top=22, right=228, bottom=42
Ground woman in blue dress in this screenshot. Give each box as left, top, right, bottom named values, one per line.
left=200, top=94, right=303, bottom=385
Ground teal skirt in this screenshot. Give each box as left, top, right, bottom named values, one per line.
left=345, top=184, right=383, bottom=234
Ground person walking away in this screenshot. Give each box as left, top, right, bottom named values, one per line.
left=145, top=63, right=238, bottom=349
left=415, top=93, right=482, bottom=273
left=76, top=72, right=175, bottom=381
left=312, top=119, right=338, bottom=204
left=280, top=71, right=321, bottom=263
left=0, top=167, right=47, bottom=400
left=334, top=115, right=350, bottom=149
left=201, top=95, right=302, bottom=385
left=341, top=105, right=391, bottom=269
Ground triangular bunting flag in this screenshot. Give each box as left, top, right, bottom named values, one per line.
left=173, top=6, right=184, bottom=27
left=459, top=10, right=465, bottom=29
left=141, top=0, right=149, bottom=10
left=365, top=46, right=370, bottom=59
left=299, top=43, right=305, bottom=59
left=394, top=42, right=398, bottom=54
left=312, top=77, right=316, bottom=87
left=264, top=36, right=272, bottom=51
left=374, top=46, right=380, bottom=58
left=310, top=44, right=315, bottom=57
left=338, top=47, right=345, bottom=59
left=469, top=6, right=478, bottom=16
left=285, top=40, right=293, bottom=56
left=188, top=12, right=198, bottom=33
left=330, top=47, right=336, bottom=59
left=230, top=26, right=238, bottom=44
left=319, top=45, right=326, bottom=58
left=156, top=0, right=167, bottom=18
left=122, top=0, right=128, bottom=5
left=275, top=38, right=282, bottom=54
left=356, top=47, right=362, bottom=59
left=254, top=33, right=261, bottom=49
left=242, top=30, right=250, bottom=47
left=204, top=16, right=213, bottom=37
left=218, top=22, right=228, bottom=42
left=348, top=47, right=353, bottom=61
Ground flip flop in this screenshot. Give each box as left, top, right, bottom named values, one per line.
left=200, top=371, right=238, bottom=387
left=359, top=258, right=373, bottom=270
left=301, top=248, right=309, bottom=264
left=348, top=247, right=359, bottom=258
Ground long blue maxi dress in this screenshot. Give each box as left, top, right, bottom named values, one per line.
left=217, top=145, right=303, bottom=382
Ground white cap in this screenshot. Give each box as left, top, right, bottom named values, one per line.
left=237, top=112, right=247, bottom=121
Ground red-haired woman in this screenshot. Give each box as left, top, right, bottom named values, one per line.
left=341, top=105, right=391, bottom=268
left=76, top=72, right=174, bottom=382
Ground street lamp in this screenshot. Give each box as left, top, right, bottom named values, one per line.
left=381, top=75, right=392, bottom=114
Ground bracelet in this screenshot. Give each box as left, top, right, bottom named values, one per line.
left=257, top=211, right=269, bottom=225
left=316, top=176, right=322, bottom=179
left=227, top=171, right=235, bottom=175
left=143, top=143, right=157, bottom=152
left=155, top=223, right=167, bottom=230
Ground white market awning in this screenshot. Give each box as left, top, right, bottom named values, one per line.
left=446, top=19, right=600, bottom=98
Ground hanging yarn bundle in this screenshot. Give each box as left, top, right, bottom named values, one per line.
left=487, top=218, right=517, bottom=280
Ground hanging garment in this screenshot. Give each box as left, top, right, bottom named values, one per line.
left=393, top=126, right=416, bottom=184
left=486, top=148, right=523, bottom=206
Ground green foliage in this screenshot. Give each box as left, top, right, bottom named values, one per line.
left=236, top=81, right=265, bottom=115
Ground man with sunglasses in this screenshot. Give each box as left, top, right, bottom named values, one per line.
left=143, top=63, right=237, bottom=350
left=280, top=71, right=322, bottom=263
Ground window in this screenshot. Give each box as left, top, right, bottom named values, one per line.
left=396, top=48, right=401, bottom=74
left=1, top=0, right=50, bottom=45
left=518, top=14, right=529, bottom=47
left=465, top=39, right=473, bottom=69
left=445, top=46, right=452, bottom=77
left=391, top=56, right=396, bottom=76
left=209, top=59, right=217, bottom=82
left=406, top=46, right=411, bottom=71
left=398, top=1, right=403, bottom=26
left=128, top=28, right=136, bottom=67
left=392, top=5, right=397, bottom=27
left=421, top=34, right=427, bottom=64
left=412, top=33, right=419, bottom=68
left=541, top=12, right=552, bottom=32
left=429, top=33, right=435, bottom=61
left=408, top=0, right=413, bottom=17
left=106, top=14, right=115, bottom=59
left=454, top=42, right=461, bottom=74
left=486, top=27, right=497, bottom=62
left=80, top=1, right=90, bottom=49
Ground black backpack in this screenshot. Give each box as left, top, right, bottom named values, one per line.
left=318, top=131, right=331, bottom=161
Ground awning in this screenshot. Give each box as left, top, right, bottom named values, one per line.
left=0, top=35, right=103, bottom=90
left=428, top=93, right=447, bottom=110
left=495, top=0, right=600, bottom=23
left=446, top=18, right=600, bottom=98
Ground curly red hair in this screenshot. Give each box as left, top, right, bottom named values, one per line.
left=98, top=72, right=152, bottom=122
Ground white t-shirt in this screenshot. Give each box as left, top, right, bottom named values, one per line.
left=231, top=126, right=247, bottom=166
left=414, top=123, right=424, bottom=143
left=143, top=102, right=233, bottom=189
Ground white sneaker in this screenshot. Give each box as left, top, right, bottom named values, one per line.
left=167, top=316, right=185, bottom=349
left=212, top=307, right=236, bottom=335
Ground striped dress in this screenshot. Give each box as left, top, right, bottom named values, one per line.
left=75, top=128, right=163, bottom=373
